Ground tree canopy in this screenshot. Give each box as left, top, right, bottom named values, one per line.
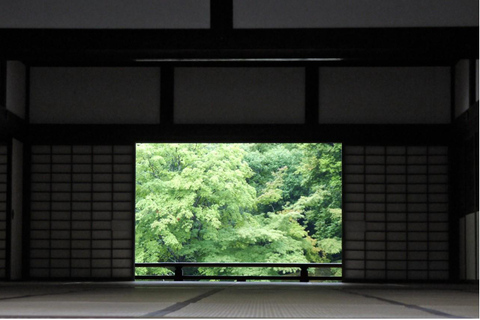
left=135, top=143, right=342, bottom=278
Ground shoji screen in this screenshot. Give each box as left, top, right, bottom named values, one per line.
left=30, top=67, right=161, bottom=124
left=175, top=68, right=305, bottom=124
left=343, top=146, right=449, bottom=281
left=318, top=67, right=451, bottom=124
left=0, top=0, right=210, bottom=29
left=30, top=145, right=134, bottom=279
left=234, top=0, right=478, bottom=28
left=0, top=145, right=7, bottom=279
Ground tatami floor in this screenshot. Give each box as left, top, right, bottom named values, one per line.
left=0, top=281, right=477, bottom=318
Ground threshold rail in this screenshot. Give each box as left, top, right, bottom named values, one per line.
left=135, top=262, right=342, bottom=282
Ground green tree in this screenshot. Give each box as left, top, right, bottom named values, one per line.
left=242, top=144, right=304, bottom=213
left=290, top=143, right=342, bottom=266
left=135, top=143, right=323, bottom=277
left=242, top=143, right=342, bottom=265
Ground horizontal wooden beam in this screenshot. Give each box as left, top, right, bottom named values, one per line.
left=26, top=123, right=452, bottom=145
left=135, top=275, right=343, bottom=281
left=0, top=27, right=477, bottom=62
left=135, top=262, right=342, bottom=282
left=136, top=262, right=341, bottom=268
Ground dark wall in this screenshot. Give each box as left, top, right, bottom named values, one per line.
left=453, top=60, right=479, bottom=281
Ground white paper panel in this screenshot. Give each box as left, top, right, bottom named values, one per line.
left=455, top=60, right=470, bottom=118
left=175, top=68, right=305, bottom=124
left=6, top=61, right=26, bottom=119
left=465, top=213, right=477, bottom=280
left=30, top=68, right=160, bottom=124
left=234, top=0, right=478, bottom=28
left=0, top=0, right=210, bottom=29
left=343, top=145, right=449, bottom=281
left=30, top=145, right=134, bottom=279
left=319, top=67, right=451, bottom=124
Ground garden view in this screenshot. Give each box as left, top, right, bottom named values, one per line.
left=135, top=143, right=342, bottom=278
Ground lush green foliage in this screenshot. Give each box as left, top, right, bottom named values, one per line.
left=135, top=143, right=342, bottom=277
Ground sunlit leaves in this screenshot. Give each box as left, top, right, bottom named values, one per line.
left=135, top=143, right=342, bottom=278
left=318, top=238, right=342, bottom=255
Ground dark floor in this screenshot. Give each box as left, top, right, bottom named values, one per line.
left=0, top=281, right=477, bottom=318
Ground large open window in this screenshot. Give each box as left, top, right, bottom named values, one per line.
left=135, top=143, right=342, bottom=280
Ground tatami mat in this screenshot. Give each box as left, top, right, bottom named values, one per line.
left=0, top=282, right=476, bottom=318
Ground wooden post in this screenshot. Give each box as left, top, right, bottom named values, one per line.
left=300, top=266, right=309, bottom=282
left=174, top=266, right=183, bottom=281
